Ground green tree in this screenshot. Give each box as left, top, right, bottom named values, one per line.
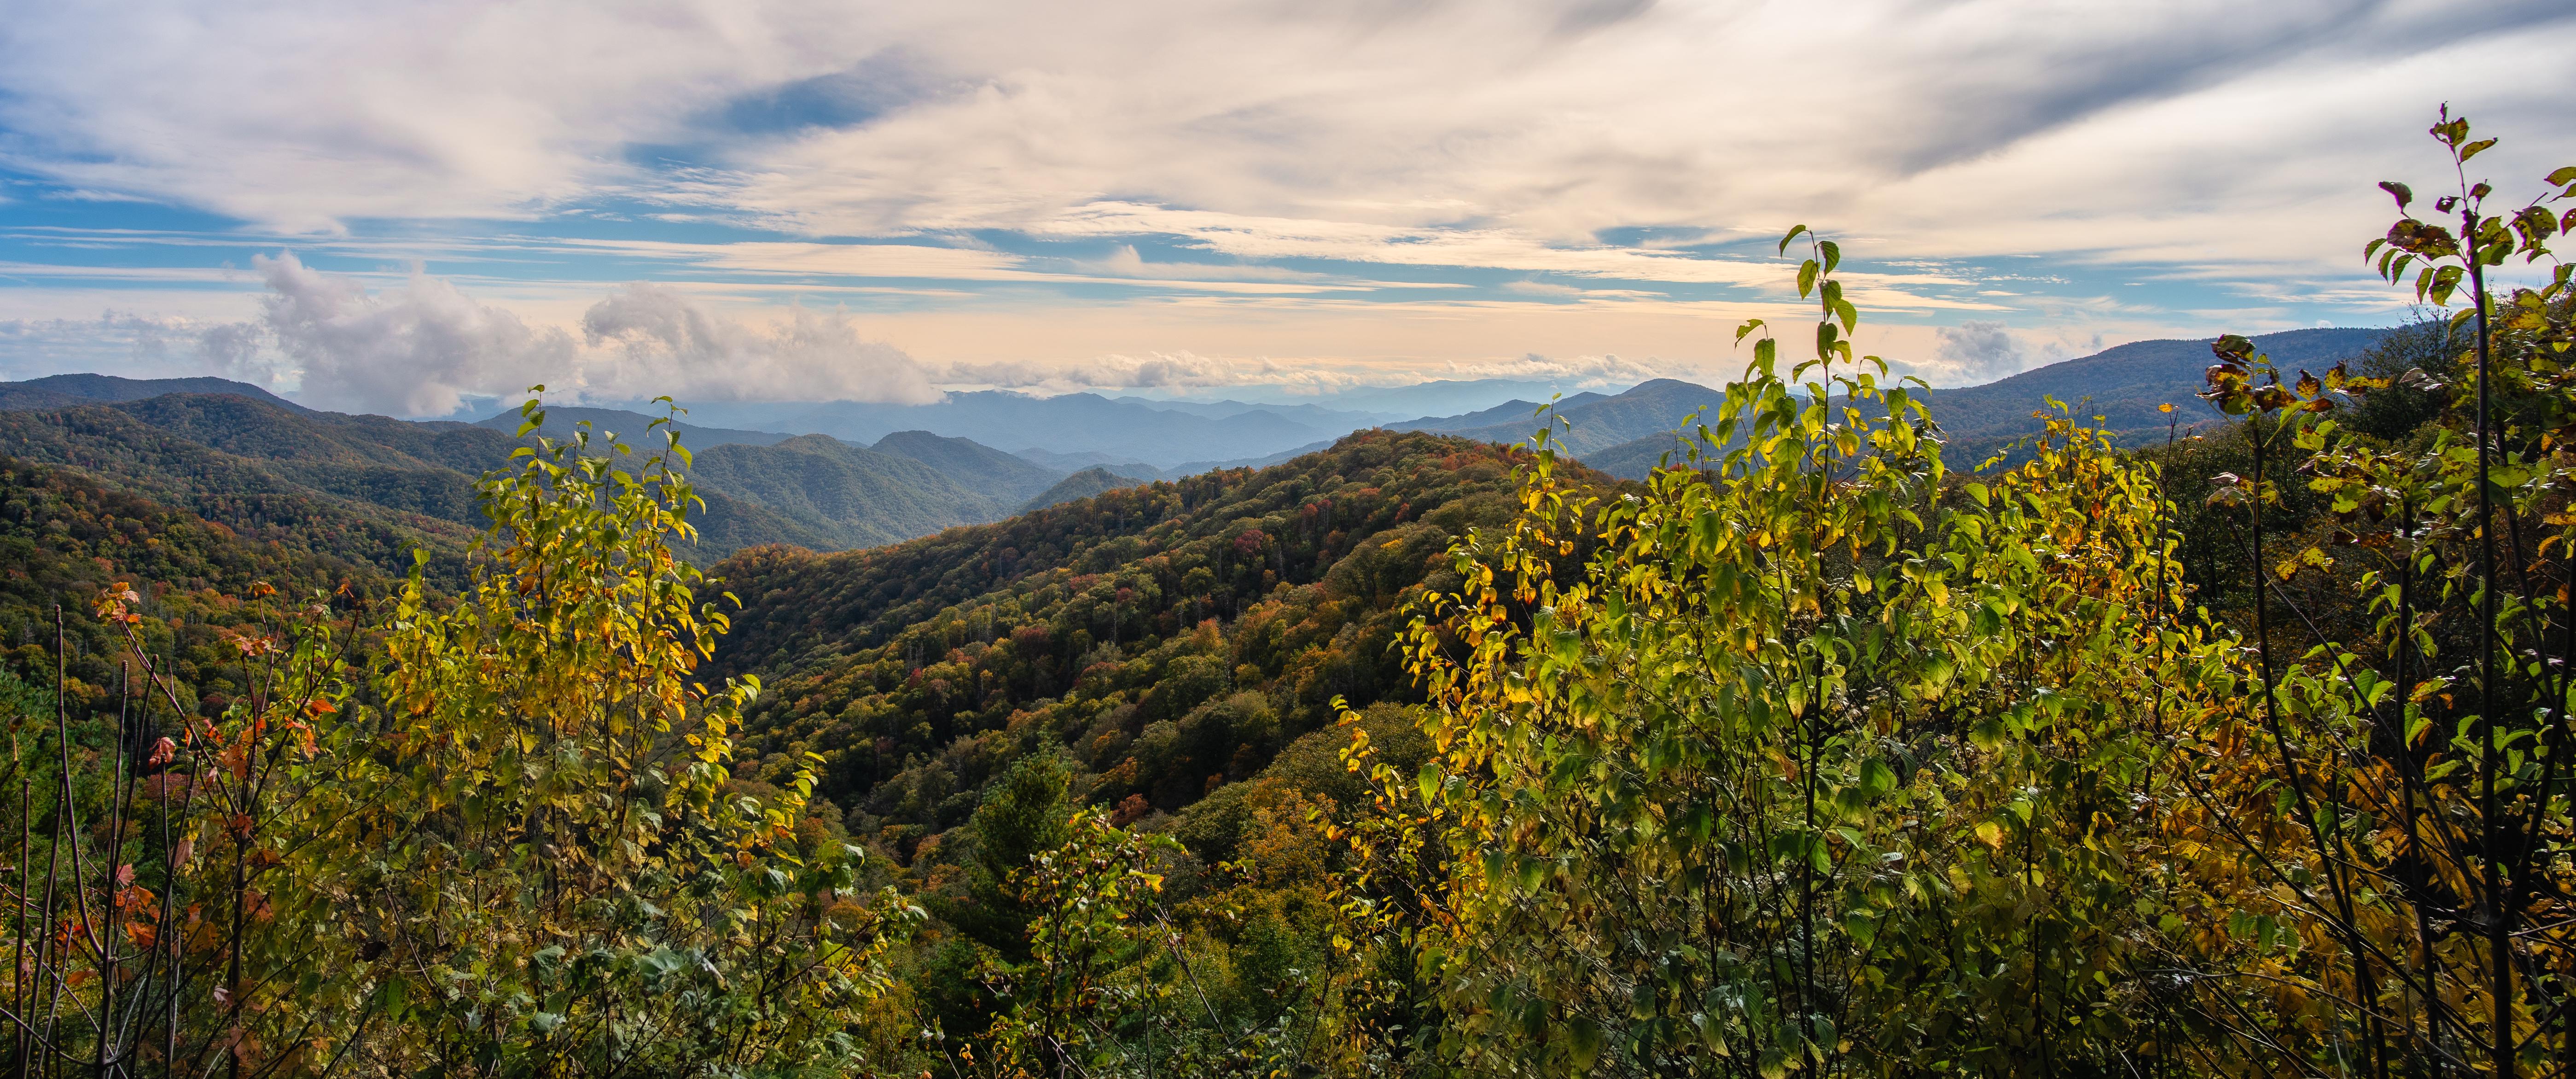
left=952, top=751, right=1076, bottom=961
left=0, top=396, right=920, bottom=1078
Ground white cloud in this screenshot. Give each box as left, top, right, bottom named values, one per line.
left=6, top=1, right=2562, bottom=276
left=942, top=350, right=1245, bottom=395
left=202, top=255, right=938, bottom=415
left=0, top=310, right=259, bottom=381
left=1918, top=321, right=2033, bottom=385
left=580, top=282, right=941, bottom=404
left=1, top=0, right=2562, bottom=397
left=256, top=252, right=577, bottom=416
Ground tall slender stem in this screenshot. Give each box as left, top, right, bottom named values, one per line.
left=2465, top=207, right=2512, bottom=1079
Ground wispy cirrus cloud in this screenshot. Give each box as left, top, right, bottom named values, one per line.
left=0, top=0, right=2564, bottom=398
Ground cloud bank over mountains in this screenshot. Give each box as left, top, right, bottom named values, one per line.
left=0, top=0, right=2565, bottom=402
left=195, top=256, right=942, bottom=415
left=117, top=257, right=1669, bottom=416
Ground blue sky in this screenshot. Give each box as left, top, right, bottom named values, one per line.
left=0, top=0, right=2568, bottom=416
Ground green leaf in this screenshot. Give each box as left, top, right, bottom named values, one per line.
left=1777, top=224, right=1810, bottom=254
left=2460, top=138, right=2496, bottom=162
left=1860, top=758, right=1896, bottom=798
left=1968, top=716, right=2005, bottom=750
left=1568, top=1017, right=1605, bottom=1070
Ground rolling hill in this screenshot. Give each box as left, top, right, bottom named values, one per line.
left=1521, top=328, right=2394, bottom=479
left=1021, top=466, right=1146, bottom=513
left=1430, top=378, right=1730, bottom=459
left=475, top=404, right=800, bottom=449
left=0, top=373, right=311, bottom=413
left=1388, top=391, right=1610, bottom=433
left=706, top=428, right=1557, bottom=841
left=873, top=430, right=1067, bottom=503
left=0, top=451, right=397, bottom=712
left=0, top=383, right=1082, bottom=566
left=673, top=391, right=1352, bottom=469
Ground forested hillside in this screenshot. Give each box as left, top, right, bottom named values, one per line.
left=0, top=399, right=483, bottom=578
left=1019, top=464, right=1142, bottom=511
left=0, top=452, right=385, bottom=712
left=710, top=428, right=1542, bottom=842
left=0, top=388, right=1082, bottom=564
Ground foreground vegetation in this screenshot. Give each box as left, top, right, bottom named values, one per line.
left=0, top=113, right=2570, bottom=1077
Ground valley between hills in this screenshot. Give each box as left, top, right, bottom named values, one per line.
left=0, top=325, right=2390, bottom=837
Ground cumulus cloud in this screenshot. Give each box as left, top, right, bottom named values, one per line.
left=943, top=350, right=1287, bottom=395
left=0, top=310, right=266, bottom=382
left=1485, top=352, right=1669, bottom=387
left=184, top=256, right=938, bottom=416
left=939, top=347, right=1680, bottom=397
left=256, top=253, right=576, bottom=416
left=581, top=283, right=941, bottom=404
left=1918, top=321, right=2033, bottom=386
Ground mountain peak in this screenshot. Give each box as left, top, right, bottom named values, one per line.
left=1, top=373, right=308, bottom=413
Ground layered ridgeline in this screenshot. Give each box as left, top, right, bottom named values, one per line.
left=0, top=374, right=1087, bottom=567
left=708, top=428, right=1538, bottom=852
left=673, top=391, right=1393, bottom=470
left=1388, top=327, right=2393, bottom=478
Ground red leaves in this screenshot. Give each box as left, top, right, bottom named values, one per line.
left=2384, top=218, right=2461, bottom=261
left=94, top=582, right=146, bottom=626
left=220, top=629, right=278, bottom=659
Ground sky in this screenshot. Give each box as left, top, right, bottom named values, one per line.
left=0, top=0, right=2568, bottom=418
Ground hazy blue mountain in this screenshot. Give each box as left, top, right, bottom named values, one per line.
left=1573, top=327, right=2394, bottom=479
left=1582, top=432, right=1710, bottom=481
left=684, top=435, right=1016, bottom=549
left=1424, top=379, right=1726, bottom=459
left=476, top=405, right=798, bottom=449
left=1910, top=327, right=2389, bottom=449
left=1012, top=448, right=1166, bottom=481
left=663, top=391, right=1335, bottom=468
left=1388, top=392, right=1611, bottom=433
left=1021, top=466, right=1148, bottom=513
left=0, top=373, right=309, bottom=413
left=1108, top=397, right=1398, bottom=428
left=871, top=430, right=1066, bottom=502
left=1270, top=378, right=1628, bottom=418
left=1171, top=439, right=1341, bottom=476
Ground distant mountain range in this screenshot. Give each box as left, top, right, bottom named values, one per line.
left=1413, top=327, right=2393, bottom=480
left=0, top=374, right=1105, bottom=566
left=0, top=327, right=2397, bottom=572
left=653, top=392, right=1386, bottom=470
left=0, top=372, right=312, bottom=413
